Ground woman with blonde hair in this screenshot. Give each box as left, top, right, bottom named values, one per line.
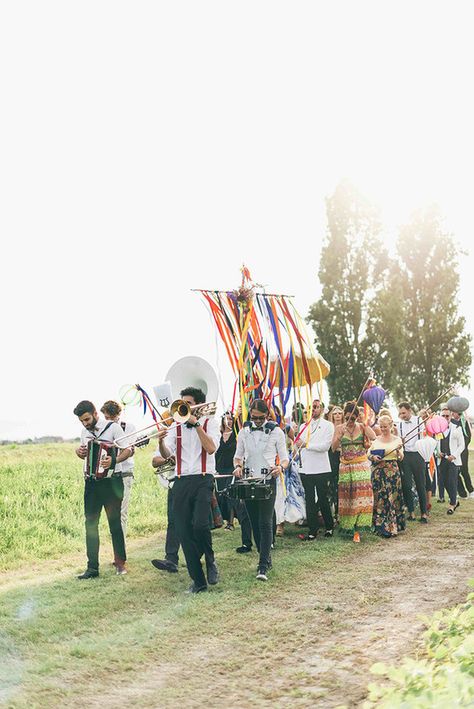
left=368, top=414, right=406, bottom=538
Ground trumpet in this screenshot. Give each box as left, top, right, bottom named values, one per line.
left=114, top=399, right=217, bottom=449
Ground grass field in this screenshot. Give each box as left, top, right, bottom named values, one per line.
left=1, top=443, right=474, bottom=708
left=0, top=443, right=167, bottom=571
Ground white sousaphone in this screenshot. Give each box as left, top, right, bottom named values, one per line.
left=155, top=356, right=219, bottom=486
left=115, top=356, right=219, bottom=485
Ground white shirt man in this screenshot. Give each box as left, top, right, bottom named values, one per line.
left=157, top=387, right=220, bottom=593
left=234, top=424, right=288, bottom=478
left=80, top=417, right=126, bottom=476
left=438, top=408, right=465, bottom=512
left=233, top=401, right=289, bottom=582
left=74, top=400, right=133, bottom=579
left=397, top=403, right=428, bottom=521
left=295, top=400, right=334, bottom=538
left=164, top=417, right=220, bottom=475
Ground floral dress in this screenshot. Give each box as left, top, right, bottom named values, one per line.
left=369, top=438, right=406, bottom=537
left=338, top=431, right=374, bottom=535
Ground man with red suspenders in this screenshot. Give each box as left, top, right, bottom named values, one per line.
left=156, top=387, right=220, bottom=593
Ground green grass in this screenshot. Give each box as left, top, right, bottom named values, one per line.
left=0, top=443, right=167, bottom=571
left=1, top=443, right=474, bottom=707
left=364, top=584, right=474, bottom=708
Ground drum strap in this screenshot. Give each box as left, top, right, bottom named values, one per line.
left=176, top=419, right=209, bottom=477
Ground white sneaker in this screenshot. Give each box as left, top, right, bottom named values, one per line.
left=469, top=492, right=474, bottom=499
left=256, top=569, right=268, bottom=581
left=116, top=565, right=127, bottom=575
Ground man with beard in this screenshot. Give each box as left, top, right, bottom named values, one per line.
left=74, top=400, right=133, bottom=578
left=294, top=399, right=335, bottom=540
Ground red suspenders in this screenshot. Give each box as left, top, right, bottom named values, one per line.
left=176, top=419, right=209, bottom=477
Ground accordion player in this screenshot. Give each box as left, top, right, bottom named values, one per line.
left=84, top=439, right=118, bottom=480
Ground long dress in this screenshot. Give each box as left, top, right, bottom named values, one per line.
left=369, top=438, right=406, bottom=537
left=338, top=431, right=373, bottom=536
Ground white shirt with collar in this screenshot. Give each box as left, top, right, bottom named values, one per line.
left=438, top=423, right=465, bottom=466
left=164, top=417, right=220, bottom=476
left=117, top=419, right=136, bottom=476
left=298, top=417, right=334, bottom=474
left=397, top=415, right=422, bottom=453
left=80, top=417, right=126, bottom=475
left=234, top=423, right=288, bottom=478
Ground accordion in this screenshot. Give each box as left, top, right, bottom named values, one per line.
left=84, top=439, right=117, bottom=480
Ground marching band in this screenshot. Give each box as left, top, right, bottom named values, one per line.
left=73, top=359, right=472, bottom=589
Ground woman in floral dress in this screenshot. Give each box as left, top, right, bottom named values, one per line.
left=368, top=415, right=406, bottom=538
left=332, top=401, right=375, bottom=542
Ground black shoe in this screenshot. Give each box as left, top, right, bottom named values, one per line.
left=407, top=515, right=416, bottom=521
left=256, top=568, right=268, bottom=581
left=437, top=499, right=445, bottom=503
left=236, top=545, right=252, bottom=554
left=206, top=562, right=219, bottom=585
left=324, top=530, right=334, bottom=538
left=77, top=569, right=99, bottom=580
left=151, top=559, right=178, bottom=573
left=420, top=516, right=428, bottom=524
left=186, top=582, right=208, bottom=594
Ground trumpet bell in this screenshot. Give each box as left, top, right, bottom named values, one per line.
left=170, top=399, right=191, bottom=423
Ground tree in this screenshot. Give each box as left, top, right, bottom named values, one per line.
left=389, top=206, right=471, bottom=407
left=308, top=180, right=386, bottom=404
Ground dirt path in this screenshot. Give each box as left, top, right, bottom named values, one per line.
left=76, top=504, right=474, bottom=709
left=2, top=504, right=473, bottom=709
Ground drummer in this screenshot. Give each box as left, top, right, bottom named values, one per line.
left=233, top=399, right=289, bottom=581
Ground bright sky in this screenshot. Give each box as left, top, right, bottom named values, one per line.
left=1, top=1, right=473, bottom=440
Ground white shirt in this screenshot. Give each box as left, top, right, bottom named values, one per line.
left=298, top=417, right=334, bottom=474
left=164, top=417, right=220, bottom=476
left=234, top=424, right=288, bottom=478
left=80, top=417, right=126, bottom=475
left=397, top=415, right=423, bottom=453
left=117, top=419, right=136, bottom=475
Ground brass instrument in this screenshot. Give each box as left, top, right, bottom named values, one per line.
left=154, top=456, right=177, bottom=487
left=115, top=355, right=219, bottom=449
left=114, top=399, right=217, bottom=449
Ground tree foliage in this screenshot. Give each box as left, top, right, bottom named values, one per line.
left=309, top=188, right=471, bottom=409
left=389, top=206, right=471, bottom=407
left=308, top=180, right=386, bottom=404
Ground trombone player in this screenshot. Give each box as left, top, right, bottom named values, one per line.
left=156, top=386, right=220, bottom=593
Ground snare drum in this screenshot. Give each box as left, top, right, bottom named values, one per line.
left=84, top=439, right=117, bottom=480
left=226, top=478, right=273, bottom=501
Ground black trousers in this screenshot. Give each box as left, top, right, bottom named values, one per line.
left=328, top=450, right=340, bottom=516
left=165, top=484, right=180, bottom=565
left=244, top=479, right=276, bottom=572
left=84, top=477, right=126, bottom=571
left=173, top=474, right=215, bottom=587
left=458, top=448, right=473, bottom=496
left=400, top=452, right=427, bottom=515
left=439, top=459, right=459, bottom=506
left=301, top=472, right=334, bottom=534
